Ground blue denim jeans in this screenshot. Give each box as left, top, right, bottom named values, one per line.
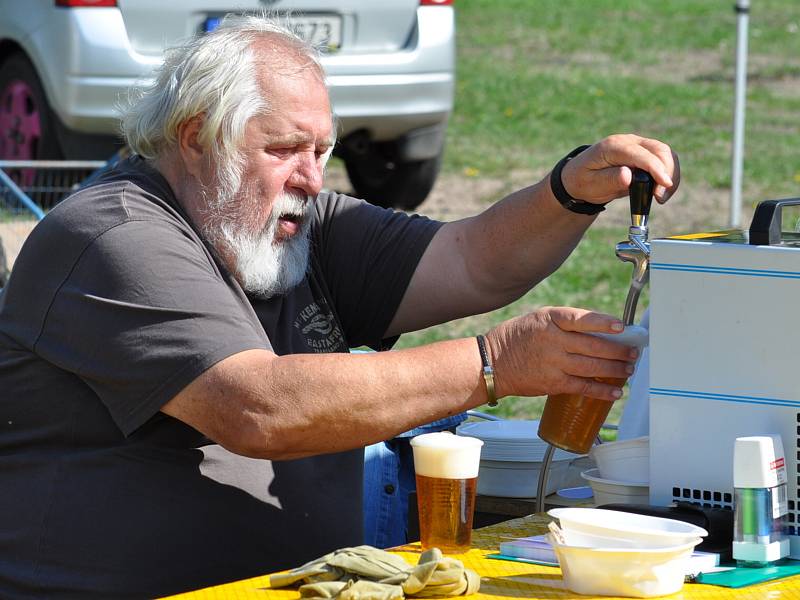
left=362, top=414, right=467, bottom=548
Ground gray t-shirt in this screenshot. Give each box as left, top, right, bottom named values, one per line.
left=0, top=158, right=441, bottom=598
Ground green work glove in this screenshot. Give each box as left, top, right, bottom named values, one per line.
left=299, top=580, right=405, bottom=600
left=327, top=546, right=414, bottom=580
left=269, top=552, right=343, bottom=588
left=270, top=546, right=408, bottom=589
left=270, top=545, right=480, bottom=598
left=399, top=549, right=481, bottom=598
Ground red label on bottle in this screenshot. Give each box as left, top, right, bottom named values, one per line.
left=771, top=457, right=785, bottom=470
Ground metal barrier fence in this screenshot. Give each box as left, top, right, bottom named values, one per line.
left=0, top=160, right=107, bottom=212
left=0, top=160, right=108, bottom=283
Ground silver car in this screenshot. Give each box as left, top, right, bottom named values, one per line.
left=0, top=0, right=454, bottom=209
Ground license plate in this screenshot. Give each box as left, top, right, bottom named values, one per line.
left=287, top=16, right=342, bottom=52
left=203, top=15, right=342, bottom=53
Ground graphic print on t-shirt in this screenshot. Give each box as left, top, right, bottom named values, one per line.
left=294, top=300, right=347, bottom=352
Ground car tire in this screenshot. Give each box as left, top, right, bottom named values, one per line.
left=344, top=149, right=442, bottom=211
left=0, top=52, right=64, bottom=161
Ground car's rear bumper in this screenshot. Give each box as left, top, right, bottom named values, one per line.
left=330, top=72, right=453, bottom=140
left=29, top=6, right=454, bottom=140
left=61, top=71, right=453, bottom=142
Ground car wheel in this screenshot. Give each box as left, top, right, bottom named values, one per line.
left=344, top=149, right=442, bottom=211
left=0, top=53, right=63, bottom=163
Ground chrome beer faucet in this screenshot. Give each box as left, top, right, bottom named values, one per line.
left=616, top=169, right=655, bottom=326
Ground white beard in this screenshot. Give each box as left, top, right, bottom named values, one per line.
left=201, top=165, right=313, bottom=298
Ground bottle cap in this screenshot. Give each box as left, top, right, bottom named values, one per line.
left=733, top=435, right=787, bottom=488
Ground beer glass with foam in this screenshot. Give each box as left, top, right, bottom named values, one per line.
left=410, top=432, right=483, bottom=553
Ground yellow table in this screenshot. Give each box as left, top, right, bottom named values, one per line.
left=166, top=515, right=800, bottom=599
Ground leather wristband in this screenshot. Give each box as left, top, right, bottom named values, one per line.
left=550, top=144, right=607, bottom=215
left=476, top=335, right=497, bottom=407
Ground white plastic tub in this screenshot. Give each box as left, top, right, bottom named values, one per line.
left=559, top=527, right=650, bottom=549
left=581, top=468, right=649, bottom=506
left=590, top=436, right=649, bottom=483
left=551, top=537, right=701, bottom=598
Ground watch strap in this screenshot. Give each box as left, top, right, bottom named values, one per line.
left=550, top=144, right=607, bottom=215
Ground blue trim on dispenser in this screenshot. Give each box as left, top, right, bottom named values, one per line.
left=651, top=262, right=800, bottom=280
left=650, top=388, right=800, bottom=408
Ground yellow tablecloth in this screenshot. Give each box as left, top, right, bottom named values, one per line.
left=165, top=514, right=800, bottom=599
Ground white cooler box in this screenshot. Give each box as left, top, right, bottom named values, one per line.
left=648, top=199, right=800, bottom=557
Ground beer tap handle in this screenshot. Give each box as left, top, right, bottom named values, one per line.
left=629, top=168, right=655, bottom=225
left=621, top=168, right=654, bottom=325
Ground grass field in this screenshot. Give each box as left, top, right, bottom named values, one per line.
left=450, top=0, right=800, bottom=197
left=397, top=0, right=800, bottom=424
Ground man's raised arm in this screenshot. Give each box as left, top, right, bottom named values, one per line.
left=387, top=134, right=679, bottom=336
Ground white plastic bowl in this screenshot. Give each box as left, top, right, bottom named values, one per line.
left=551, top=537, right=701, bottom=598
left=590, top=436, right=649, bottom=483
left=559, top=527, right=651, bottom=549
left=549, top=507, right=708, bottom=548
left=581, top=468, right=649, bottom=507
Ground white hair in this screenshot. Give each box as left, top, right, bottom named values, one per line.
left=120, top=13, right=327, bottom=166
left=122, top=14, right=333, bottom=297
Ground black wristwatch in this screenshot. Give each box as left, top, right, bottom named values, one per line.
left=550, top=144, right=607, bottom=215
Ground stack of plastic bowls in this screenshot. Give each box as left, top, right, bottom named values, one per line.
left=548, top=507, right=707, bottom=597
left=583, top=436, right=649, bottom=506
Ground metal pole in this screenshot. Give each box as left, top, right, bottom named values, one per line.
left=730, top=0, right=750, bottom=228
left=534, top=444, right=556, bottom=514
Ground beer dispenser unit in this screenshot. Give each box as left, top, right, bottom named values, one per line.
left=649, top=199, right=800, bottom=557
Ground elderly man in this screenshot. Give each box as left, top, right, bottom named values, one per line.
left=0, top=15, right=678, bottom=599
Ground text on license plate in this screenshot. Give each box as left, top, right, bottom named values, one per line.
left=203, top=15, right=342, bottom=52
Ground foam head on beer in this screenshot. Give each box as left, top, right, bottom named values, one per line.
left=410, top=432, right=483, bottom=479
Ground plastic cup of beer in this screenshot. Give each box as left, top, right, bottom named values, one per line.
left=538, top=325, right=649, bottom=455
left=538, top=378, right=628, bottom=455
left=410, top=432, right=483, bottom=554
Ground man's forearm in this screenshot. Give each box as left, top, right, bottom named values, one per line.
left=164, top=303, right=639, bottom=461
left=162, top=338, right=487, bottom=460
